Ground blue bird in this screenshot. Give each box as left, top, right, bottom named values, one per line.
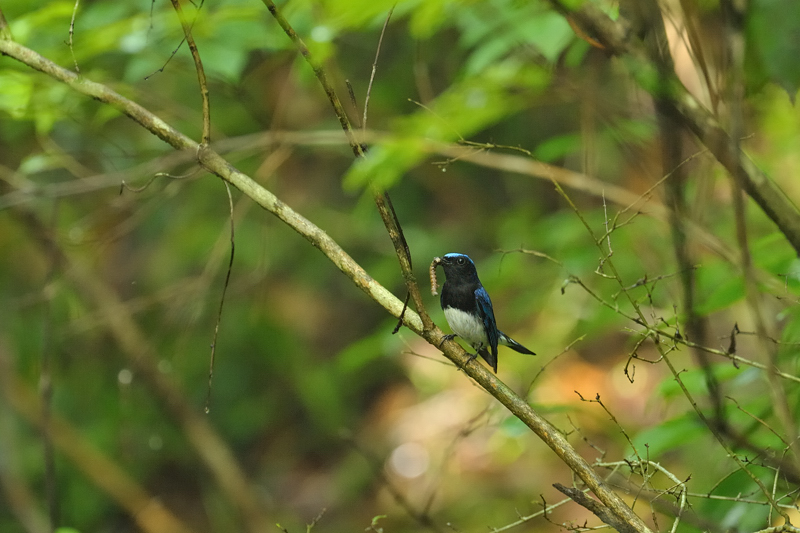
left=435, top=253, right=535, bottom=373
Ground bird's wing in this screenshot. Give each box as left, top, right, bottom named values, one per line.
left=474, top=286, right=499, bottom=356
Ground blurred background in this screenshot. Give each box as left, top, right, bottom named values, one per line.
left=2, top=0, right=800, bottom=532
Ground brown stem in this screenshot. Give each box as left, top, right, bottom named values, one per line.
left=169, top=0, right=211, bottom=144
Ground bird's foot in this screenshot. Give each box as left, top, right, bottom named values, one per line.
left=438, top=334, right=456, bottom=348
left=459, top=352, right=479, bottom=372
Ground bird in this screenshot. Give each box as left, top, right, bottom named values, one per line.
left=434, top=253, right=535, bottom=373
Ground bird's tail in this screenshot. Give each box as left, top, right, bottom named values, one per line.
left=498, top=332, right=535, bottom=355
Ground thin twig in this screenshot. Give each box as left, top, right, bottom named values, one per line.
left=145, top=36, right=187, bottom=80
left=552, top=177, right=791, bottom=522
left=526, top=335, right=584, bottom=396
left=120, top=168, right=200, bottom=195
left=67, top=0, right=80, bottom=72
left=169, top=0, right=210, bottom=144
left=363, top=5, right=395, bottom=130
left=726, top=396, right=790, bottom=448
left=306, top=508, right=326, bottom=533
left=205, top=181, right=235, bottom=413
left=489, top=493, right=589, bottom=532
left=575, top=393, right=642, bottom=464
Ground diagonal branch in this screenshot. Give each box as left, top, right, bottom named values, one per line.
left=259, top=0, right=362, bottom=158
left=553, top=483, right=640, bottom=533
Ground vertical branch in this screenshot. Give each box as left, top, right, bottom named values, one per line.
left=358, top=7, right=419, bottom=333
left=363, top=5, right=394, bottom=131
left=662, top=112, right=722, bottom=418
left=169, top=0, right=210, bottom=144
left=205, top=181, right=235, bottom=413
left=169, top=0, right=236, bottom=411
left=628, top=0, right=724, bottom=422
left=67, top=0, right=80, bottom=73
left=721, top=0, right=799, bottom=460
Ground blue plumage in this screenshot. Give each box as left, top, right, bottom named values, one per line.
left=436, top=253, right=535, bottom=372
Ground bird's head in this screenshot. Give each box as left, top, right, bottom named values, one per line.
left=436, top=253, right=479, bottom=281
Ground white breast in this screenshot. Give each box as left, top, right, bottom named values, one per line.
left=444, top=307, right=488, bottom=349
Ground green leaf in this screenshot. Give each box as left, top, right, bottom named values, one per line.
left=523, top=10, right=574, bottom=63
left=0, top=71, right=34, bottom=119
left=632, top=412, right=706, bottom=458
left=534, top=133, right=582, bottom=162
left=657, top=364, right=747, bottom=401
left=336, top=328, right=402, bottom=373
left=696, top=262, right=745, bottom=316
left=408, top=0, right=448, bottom=39
left=747, top=0, right=800, bottom=101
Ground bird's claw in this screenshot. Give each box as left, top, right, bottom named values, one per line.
left=458, top=352, right=479, bottom=372
left=438, top=334, right=456, bottom=348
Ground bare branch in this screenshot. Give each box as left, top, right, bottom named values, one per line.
left=169, top=0, right=211, bottom=144
left=363, top=6, right=395, bottom=130
left=67, top=0, right=80, bottom=72
left=205, top=180, right=235, bottom=413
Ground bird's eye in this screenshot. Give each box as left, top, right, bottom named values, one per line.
left=457, top=257, right=465, bottom=265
